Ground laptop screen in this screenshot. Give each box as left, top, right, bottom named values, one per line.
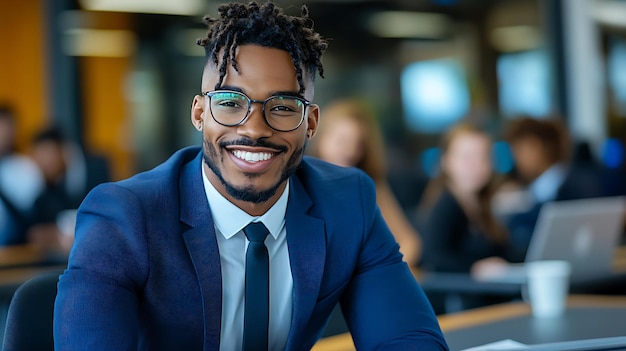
left=524, top=196, right=626, bottom=281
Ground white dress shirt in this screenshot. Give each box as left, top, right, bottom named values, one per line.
left=0, top=156, right=44, bottom=245
left=202, top=166, right=293, bottom=351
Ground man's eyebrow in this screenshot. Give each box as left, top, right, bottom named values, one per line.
left=218, top=86, right=304, bottom=99
left=219, top=85, right=244, bottom=93
left=271, top=91, right=303, bottom=99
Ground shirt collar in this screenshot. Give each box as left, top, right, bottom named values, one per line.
left=201, top=163, right=288, bottom=240
left=529, top=163, right=567, bottom=203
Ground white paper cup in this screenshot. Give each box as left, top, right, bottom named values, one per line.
left=525, top=260, right=571, bottom=318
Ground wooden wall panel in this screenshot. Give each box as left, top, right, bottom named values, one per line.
left=0, top=0, right=46, bottom=153
left=78, top=12, right=135, bottom=181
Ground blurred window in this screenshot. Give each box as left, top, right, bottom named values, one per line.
left=608, top=36, right=626, bottom=117
left=401, top=58, right=470, bottom=133
left=497, top=50, right=551, bottom=118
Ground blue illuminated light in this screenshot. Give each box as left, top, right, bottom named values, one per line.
left=401, top=59, right=470, bottom=133
left=492, top=141, right=515, bottom=174
left=601, top=138, right=625, bottom=169
left=420, top=147, right=442, bottom=178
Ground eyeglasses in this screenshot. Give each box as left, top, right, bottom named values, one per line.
left=202, top=90, right=311, bottom=132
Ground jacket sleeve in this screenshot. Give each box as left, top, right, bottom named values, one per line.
left=54, top=183, right=149, bottom=351
left=340, top=173, right=448, bottom=351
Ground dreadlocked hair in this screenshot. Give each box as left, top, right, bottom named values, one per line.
left=196, top=2, right=328, bottom=94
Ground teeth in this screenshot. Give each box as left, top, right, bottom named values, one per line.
left=232, top=150, right=273, bottom=162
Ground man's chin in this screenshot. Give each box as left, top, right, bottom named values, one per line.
left=223, top=182, right=283, bottom=204
left=203, top=139, right=304, bottom=204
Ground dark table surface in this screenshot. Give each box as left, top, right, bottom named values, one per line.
left=444, top=305, right=626, bottom=350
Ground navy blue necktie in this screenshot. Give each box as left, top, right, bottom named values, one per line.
left=243, top=222, right=269, bottom=351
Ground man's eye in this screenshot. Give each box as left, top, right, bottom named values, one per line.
left=271, top=105, right=295, bottom=112
left=218, top=100, right=243, bottom=108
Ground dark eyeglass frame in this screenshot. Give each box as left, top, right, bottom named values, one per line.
left=201, top=90, right=312, bottom=132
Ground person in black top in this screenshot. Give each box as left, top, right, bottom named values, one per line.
left=418, top=123, right=521, bottom=274
left=417, top=123, right=522, bottom=313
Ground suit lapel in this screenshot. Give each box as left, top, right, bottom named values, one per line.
left=179, top=152, right=222, bottom=351
left=176, top=153, right=327, bottom=350
left=285, top=176, right=326, bottom=350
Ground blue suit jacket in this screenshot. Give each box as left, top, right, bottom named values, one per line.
left=54, top=147, right=447, bottom=351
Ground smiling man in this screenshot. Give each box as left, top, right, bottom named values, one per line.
left=195, top=44, right=312, bottom=214
left=52, top=2, right=447, bottom=351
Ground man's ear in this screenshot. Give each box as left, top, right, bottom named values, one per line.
left=191, top=95, right=205, bottom=131
left=305, top=104, right=319, bottom=139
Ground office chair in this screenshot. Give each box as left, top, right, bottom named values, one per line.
left=2, top=270, right=63, bottom=351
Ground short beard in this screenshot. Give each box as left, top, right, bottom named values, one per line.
left=202, top=138, right=305, bottom=204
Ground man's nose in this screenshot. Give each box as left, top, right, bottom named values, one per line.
left=236, top=104, right=273, bottom=139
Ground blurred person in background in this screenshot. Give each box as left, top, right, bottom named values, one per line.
left=27, top=127, right=75, bottom=253
left=417, top=123, right=522, bottom=313
left=0, top=104, right=44, bottom=245
left=63, top=138, right=111, bottom=209
left=499, top=117, right=607, bottom=252
left=309, top=97, right=422, bottom=266
left=26, top=126, right=111, bottom=254
left=418, top=123, right=521, bottom=275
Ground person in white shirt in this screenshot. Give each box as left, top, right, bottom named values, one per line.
left=0, top=105, right=44, bottom=245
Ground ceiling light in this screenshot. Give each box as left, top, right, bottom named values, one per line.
left=490, top=25, right=542, bottom=52
left=79, top=0, right=205, bottom=16
left=368, top=11, right=450, bottom=39
left=593, top=0, right=626, bottom=28
left=63, top=29, right=137, bottom=57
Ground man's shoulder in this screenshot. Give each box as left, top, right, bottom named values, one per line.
left=294, top=157, right=379, bottom=227
left=294, top=156, right=377, bottom=208
left=297, top=156, right=373, bottom=188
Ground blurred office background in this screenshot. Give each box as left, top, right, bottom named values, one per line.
left=2, top=0, right=626, bottom=192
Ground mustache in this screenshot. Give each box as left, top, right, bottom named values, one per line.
left=219, top=138, right=288, bottom=153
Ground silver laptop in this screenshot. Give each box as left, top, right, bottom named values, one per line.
left=481, top=196, right=626, bottom=283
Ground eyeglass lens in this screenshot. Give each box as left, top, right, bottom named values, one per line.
left=209, top=91, right=305, bottom=131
